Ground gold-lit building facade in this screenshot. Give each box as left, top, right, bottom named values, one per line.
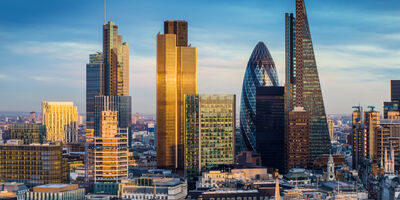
left=103, top=21, right=129, bottom=96
left=87, top=111, right=129, bottom=184
left=42, top=101, right=78, bottom=142
left=375, top=120, right=400, bottom=169
left=0, top=141, right=67, bottom=186
left=156, top=20, right=197, bottom=170
left=184, top=94, right=235, bottom=183
left=9, top=123, right=46, bottom=144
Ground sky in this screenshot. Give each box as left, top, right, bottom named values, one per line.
left=0, top=0, right=399, bottom=115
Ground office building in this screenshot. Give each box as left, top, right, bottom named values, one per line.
left=86, top=53, right=104, bottom=131
left=285, top=107, right=310, bottom=171
left=383, top=101, right=399, bottom=119
left=103, top=21, right=129, bottom=96
left=9, top=123, right=46, bottom=144
left=285, top=0, right=331, bottom=163
left=0, top=182, right=28, bottom=200
left=119, top=177, right=187, bottom=200
left=42, top=102, right=78, bottom=142
left=391, top=80, right=400, bottom=102
left=87, top=111, right=129, bottom=194
left=25, top=184, right=85, bottom=200
left=240, top=42, right=279, bottom=152
left=94, top=96, right=131, bottom=136
left=185, top=94, right=235, bottom=183
left=351, top=107, right=380, bottom=169
left=0, top=140, right=67, bottom=186
left=375, top=119, right=400, bottom=169
left=157, top=20, right=197, bottom=170
left=255, top=86, right=285, bottom=172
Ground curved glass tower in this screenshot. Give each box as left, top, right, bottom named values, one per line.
left=240, top=42, right=279, bottom=151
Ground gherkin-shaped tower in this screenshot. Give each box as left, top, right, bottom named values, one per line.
left=240, top=42, right=279, bottom=151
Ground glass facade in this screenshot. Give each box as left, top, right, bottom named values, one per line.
left=94, top=96, right=132, bottom=137
left=285, top=0, right=331, bottom=162
left=185, top=94, right=235, bottom=184
left=255, top=86, right=285, bottom=172
left=240, top=42, right=279, bottom=152
left=42, top=102, right=78, bottom=142
left=86, top=53, right=104, bottom=131
left=156, top=21, right=197, bottom=170
left=9, top=123, right=46, bottom=144
left=391, top=80, right=400, bottom=102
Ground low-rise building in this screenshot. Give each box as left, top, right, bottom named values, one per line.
left=25, top=184, right=85, bottom=200
left=0, top=182, right=28, bottom=200
left=119, top=177, right=187, bottom=200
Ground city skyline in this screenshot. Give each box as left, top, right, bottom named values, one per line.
left=0, top=0, right=399, bottom=115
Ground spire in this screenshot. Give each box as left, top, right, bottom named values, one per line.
left=104, top=0, right=106, bottom=25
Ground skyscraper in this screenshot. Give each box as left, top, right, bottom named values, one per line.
left=255, top=86, right=285, bottom=172
left=185, top=94, right=235, bottom=184
left=157, top=20, right=197, bottom=170
left=103, top=21, right=129, bottom=96
left=391, top=80, right=400, bottom=102
left=285, top=0, right=331, bottom=162
left=240, top=42, right=279, bottom=152
left=42, top=101, right=78, bottom=142
left=86, top=53, right=104, bottom=131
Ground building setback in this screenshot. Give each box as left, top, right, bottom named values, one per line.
left=184, top=94, right=235, bottom=184
left=255, top=86, right=285, bottom=172
left=157, top=20, right=197, bottom=171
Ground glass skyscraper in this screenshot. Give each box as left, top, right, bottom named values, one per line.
left=285, top=0, right=331, bottom=162
left=240, top=42, right=279, bottom=152
left=86, top=53, right=104, bottom=131
left=185, top=94, right=235, bottom=185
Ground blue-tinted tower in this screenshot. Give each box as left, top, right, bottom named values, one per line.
left=240, top=42, right=279, bottom=151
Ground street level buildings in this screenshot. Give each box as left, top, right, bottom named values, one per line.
left=42, top=102, right=78, bottom=142
left=157, top=20, right=197, bottom=171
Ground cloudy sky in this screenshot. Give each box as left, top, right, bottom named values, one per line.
left=0, top=0, right=399, bottom=115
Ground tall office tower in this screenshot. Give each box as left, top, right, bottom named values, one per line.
left=86, top=53, right=104, bottom=131
left=29, top=111, right=36, bottom=123
left=240, top=42, right=279, bottom=152
left=285, top=0, right=331, bottom=162
left=42, top=101, right=78, bottom=142
left=375, top=120, right=400, bottom=170
left=87, top=111, right=129, bottom=194
left=0, top=140, right=68, bottom=187
left=9, top=123, right=46, bottom=144
left=391, top=80, right=400, bottom=102
left=185, top=94, right=235, bottom=184
left=255, top=86, right=285, bottom=172
left=94, top=96, right=131, bottom=136
left=351, top=107, right=380, bottom=169
left=327, top=119, right=334, bottom=141
left=157, top=20, right=197, bottom=170
left=285, top=107, right=310, bottom=171
left=103, top=21, right=129, bottom=96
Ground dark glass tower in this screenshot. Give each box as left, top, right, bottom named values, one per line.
left=255, top=86, right=284, bottom=172
left=240, top=42, right=279, bottom=152
left=391, top=80, right=400, bottom=101
left=86, top=53, right=104, bottom=130
left=285, top=0, right=331, bottom=162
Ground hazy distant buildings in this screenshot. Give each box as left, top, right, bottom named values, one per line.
left=0, top=140, right=67, bottom=186
left=86, top=53, right=104, bottom=131
left=240, top=42, right=279, bottom=152
left=42, top=101, right=78, bottom=142
left=255, top=86, right=285, bottom=172
left=184, top=94, right=235, bottom=183
left=29, top=111, right=36, bottom=123
left=9, top=123, right=46, bottom=144
left=157, top=20, right=197, bottom=171
left=285, top=0, right=331, bottom=163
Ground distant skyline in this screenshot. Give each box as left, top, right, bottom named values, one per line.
left=0, top=0, right=399, bottom=115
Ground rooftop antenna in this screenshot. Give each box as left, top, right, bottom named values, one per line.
left=104, top=0, right=106, bottom=24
